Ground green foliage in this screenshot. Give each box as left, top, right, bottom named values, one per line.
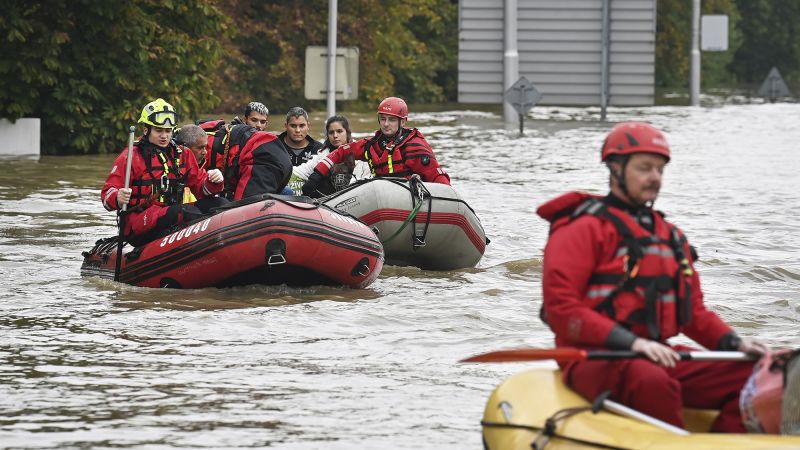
left=213, top=0, right=458, bottom=115
left=0, top=0, right=227, bottom=154
left=655, top=0, right=741, bottom=88
left=732, top=0, right=800, bottom=89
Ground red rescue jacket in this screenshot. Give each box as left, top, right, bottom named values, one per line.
left=101, top=139, right=222, bottom=236
left=314, top=128, right=450, bottom=184
left=198, top=119, right=228, bottom=171
left=537, top=191, right=732, bottom=350
left=222, top=124, right=292, bottom=200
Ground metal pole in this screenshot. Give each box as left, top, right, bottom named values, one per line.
left=326, top=0, right=338, bottom=118
left=114, top=126, right=136, bottom=282
left=604, top=399, right=690, bottom=436
left=503, top=0, right=519, bottom=124
left=600, top=0, right=610, bottom=120
left=689, top=0, right=701, bottom=106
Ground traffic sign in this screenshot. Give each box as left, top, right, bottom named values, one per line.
left=758, top=67, right=791, bottom=102
left=701, top=15, right=728, bottom=51
left=504, top=77, right=542, bottom=116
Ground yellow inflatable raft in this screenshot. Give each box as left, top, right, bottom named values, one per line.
left=481, top=368, right=800, bottom=449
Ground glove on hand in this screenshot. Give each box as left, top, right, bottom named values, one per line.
left=207, top=169, right=224, bottom=184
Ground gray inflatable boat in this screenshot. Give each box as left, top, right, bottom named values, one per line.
left=322, top=177, right=487, bottom=270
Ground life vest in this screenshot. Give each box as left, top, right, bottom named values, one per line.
left=740, top=349, right=800, bottom=434
left=539, top=192, right=695, bottom=342
left=199, top=119, right=228, bottom=170
left=363, top=129, right=417, bottom=178
left=129, top=140, right=187, bottom=209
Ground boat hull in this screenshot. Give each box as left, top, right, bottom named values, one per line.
left=323, top=178, right=486, bottom=270
left=81, top=195, right=384, bottom=288
left=481, top=368, right=800, bottom=449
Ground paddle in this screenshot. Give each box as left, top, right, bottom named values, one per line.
left=460, top=347, right=757, bottom=363
left=114, top=126, right=136, bottom=282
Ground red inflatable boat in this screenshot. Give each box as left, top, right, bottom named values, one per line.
left=81, top=195, right=384, bottom=288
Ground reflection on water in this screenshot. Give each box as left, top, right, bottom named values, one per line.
left=1, top=103, right=799, bottom=448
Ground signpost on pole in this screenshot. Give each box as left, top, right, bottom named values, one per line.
left=504, top=76, right=542, bottom=137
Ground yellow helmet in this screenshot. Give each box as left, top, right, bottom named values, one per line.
left=138, top=98, right=177, bottom=128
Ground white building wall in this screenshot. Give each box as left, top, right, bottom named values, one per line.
left=458, top=0, right=656, bottom=106
left=0, top=119, right=41, bottom=160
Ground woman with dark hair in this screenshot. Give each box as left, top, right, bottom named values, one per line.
left=322, top=115, right=352, bottom=150
left=294, top=115, right=370, bottom=196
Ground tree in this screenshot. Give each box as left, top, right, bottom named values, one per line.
left=732, top=0, right=800, bottom=89
left=213, top=0, right=458, bottom=115
left=655, top=0, right=741, bottom=89
left=0, top=1, right=228, bottom=154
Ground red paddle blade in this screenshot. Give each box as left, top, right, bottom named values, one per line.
left=460, top=348, right=589, bottom=363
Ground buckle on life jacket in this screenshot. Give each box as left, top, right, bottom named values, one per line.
left=622, top=254, right=640, bottom=280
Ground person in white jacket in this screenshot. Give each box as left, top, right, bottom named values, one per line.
left=292, top=115, right=371, bottom=194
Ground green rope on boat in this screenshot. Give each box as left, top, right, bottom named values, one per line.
left=380, top=199, right=424, bottom=245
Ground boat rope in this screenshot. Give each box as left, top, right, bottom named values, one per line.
left=481, top=417, right=632, bottom=450
left=380, top=195, right=425, bottom=245
left=409, top=175, right=432, bottom=249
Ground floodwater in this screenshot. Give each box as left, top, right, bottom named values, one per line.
left=1, top=103, right=799, bottom=449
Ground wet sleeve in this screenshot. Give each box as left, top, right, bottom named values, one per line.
left=314, top=139, right=366, bottom=176
left=402, top=137, right=450, bottom=185
left=101, top=150, right=130, bottom=211
left=542, top=218, right=622, bottom=347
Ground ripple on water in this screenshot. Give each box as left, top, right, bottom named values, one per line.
left=1, top=104, right=799, bottom=448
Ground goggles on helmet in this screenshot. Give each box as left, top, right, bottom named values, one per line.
left=148, top=111, right=177, bottom=128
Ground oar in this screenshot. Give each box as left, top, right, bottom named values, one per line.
left=114, top=126, right=136, bottom=282
left=460, top=347, right=757, bottom=363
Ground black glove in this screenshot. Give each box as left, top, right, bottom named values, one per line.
left=302, top=170, right=324, bottom=197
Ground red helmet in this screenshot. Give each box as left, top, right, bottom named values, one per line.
left=377, top=97, right=408, bottom=120
left=601, top=121, right=670, bottom=162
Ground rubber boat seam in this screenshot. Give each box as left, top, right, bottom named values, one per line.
left=110, top=221, right=382, bottom=284
left=118, top=221, right=380, bottom=280
left=121, top=223, right=384, bottom=283
left=113, top=225, right=383, bottom=285
left=359, top=209, right=486, bottom=252
left=122, top=213, right=381, bottom=272
left=324, top=178, right=480, bottom=216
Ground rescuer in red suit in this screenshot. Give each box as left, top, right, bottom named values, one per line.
left=101, top=99, right=226, bottom=246
left=301, top=97, right=450, bottom=197
left=537, top=121, right=768, bottom=432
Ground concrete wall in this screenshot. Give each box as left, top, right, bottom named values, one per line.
left=0, top=118, right=41, bottom=160
left=458, top=0, right=656, bottom=106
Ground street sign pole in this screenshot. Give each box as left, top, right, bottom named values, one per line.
left=327, top=0, right=338, bottom=118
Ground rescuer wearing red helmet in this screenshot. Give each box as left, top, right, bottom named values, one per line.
left=535, top=121, right=768, bottom=432
left=301, top=96, right=450, bottom=197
